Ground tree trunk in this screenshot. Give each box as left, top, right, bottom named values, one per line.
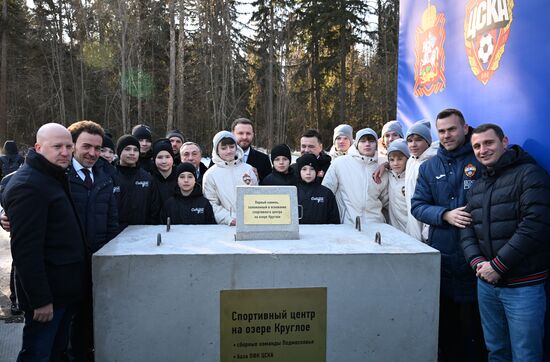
left=266, top=0, right=274, bottom=148
left=177, top=0, right=185, bottom=131
left=118, top=0, right=129, bottom=133
left=0, top=0, right=8, bottom=142
left=167, top=0, right=176, bottom=131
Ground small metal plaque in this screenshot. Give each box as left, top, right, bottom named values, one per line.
left=220, top=287, right=327, bottom=362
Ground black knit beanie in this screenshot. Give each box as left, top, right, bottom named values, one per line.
left=131, top=124, right=152, bottom=141
left=296, top=154, right=319, bottom=172
left=175, top=162, right=197, bottom=179
left=152, top=138, right=174, bottom=160
left=102, top=136, right=115, bottom=151
left=116, top=135, right=140, bottom=157
left=270, top=144, right=291, bottom=163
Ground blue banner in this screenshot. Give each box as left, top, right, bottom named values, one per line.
left=397, top=0, right=550, bottom=170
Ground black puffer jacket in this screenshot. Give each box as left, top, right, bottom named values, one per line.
left=461, top=145, right=550, bottom=287
left=160, top=184, right=216, bottom=224
left=261, top=167, right=298, bottom=186
left=68, top=159, right=119, bottom=254
left=297, top=180, right=340, bottom=224
left=2, top=150, right=87, bottom=311
left=113, top=164, right=161, bottom=231
left=151, top=167, right=179, bottom=207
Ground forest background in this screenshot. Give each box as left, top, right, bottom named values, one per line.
left=0, top=0, right=398, bottom=153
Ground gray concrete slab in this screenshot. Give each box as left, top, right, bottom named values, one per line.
left=93, top=223, right=440, bottom=362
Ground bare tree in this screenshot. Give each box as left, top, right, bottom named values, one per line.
left=0, top=0, right=7, bottom=142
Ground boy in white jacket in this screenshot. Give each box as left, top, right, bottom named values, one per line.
left=404, top=121, right=437, bottom=240
left=202, top=131, right=258, bottom=225
left=322, top=128, right=389, bottom=225
left=387, top=139, right=409, bottom=233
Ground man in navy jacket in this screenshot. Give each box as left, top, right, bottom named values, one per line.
left=66, top=120, right=119, bottom=361
left=411, top=108, right=485, bottom=361
left=3, top=123, right=87, bottom=361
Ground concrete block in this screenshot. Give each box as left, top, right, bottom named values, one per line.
left=93, top=223, right=440, bottom=362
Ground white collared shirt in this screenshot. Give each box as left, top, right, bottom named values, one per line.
left=72, top=158, right=94, bottom=183
left=242, top=148, right=250, bottom=163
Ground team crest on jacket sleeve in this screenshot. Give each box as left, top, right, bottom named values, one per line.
left=464, top=0, right=514, bottom=85
left=413, top=1, right=446, bottom=97
left=242, top=173, right=252, bottom=185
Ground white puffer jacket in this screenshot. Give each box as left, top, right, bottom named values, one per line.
left=202, top=131, right=258, bottom=225
left=322, top=145, right=388, bottom=225
left=405, top=141, right=438, bottom=240
left=388, top=170, right=407, bottom=233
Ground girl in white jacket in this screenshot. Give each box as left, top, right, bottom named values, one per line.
left=322, top=128, right=389, bottom=225
left=202, top=131, right=258, bottom=225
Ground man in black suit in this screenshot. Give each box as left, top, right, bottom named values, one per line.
left=231, top=118, right=272, bottom=182
left=2, top=123, right=87, bottom=361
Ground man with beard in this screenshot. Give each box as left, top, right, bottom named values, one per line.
left=231, top=118, right=271, bottom=182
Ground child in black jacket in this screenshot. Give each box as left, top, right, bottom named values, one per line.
left=262, top=144, right=297, bottom=186
left=161, top=162, right=216, bottom=224
left=296, top=154, right=340, bottom=224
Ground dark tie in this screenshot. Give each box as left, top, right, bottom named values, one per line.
left=82, top=168, right=93, bottom=189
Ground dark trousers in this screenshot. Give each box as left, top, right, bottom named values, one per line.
left=438, top=295, right=487, bottom=362
left=10, top=262, right=17, bottom=304
left=67, top=297, right=94, bottom=362
left=18, top=305, right=76, bottom=362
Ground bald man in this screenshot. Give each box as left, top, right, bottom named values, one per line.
left=2, top=123, right=87, bottom=361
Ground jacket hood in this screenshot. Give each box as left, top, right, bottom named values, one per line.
left=328, top=144, right=347, bottom=159
left=211, top=131, right=245, bottom=166
left=486, top=145, right=536, bottom=177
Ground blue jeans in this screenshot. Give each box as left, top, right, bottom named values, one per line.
left=18, top=305, right=76, bottom=362
left=478, top=279, right=546, bottom=362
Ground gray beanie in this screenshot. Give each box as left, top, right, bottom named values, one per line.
left=381, top=120, right=404, bottom=138
left=354, top=128, right=378, bottom=147
left=333, top=124, right=354, bottom=143
left=387, top=139, right=410, bottom=158
left=406, top=121, right=432, bottom=145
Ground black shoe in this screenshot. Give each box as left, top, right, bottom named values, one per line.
left=10, top=302, right=22, bottom=315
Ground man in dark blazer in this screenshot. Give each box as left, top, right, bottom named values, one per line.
left=231, top=118, right=272, bottom=182
left=2, top=123, right=87, bottom=361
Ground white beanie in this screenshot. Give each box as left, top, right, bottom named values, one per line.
left=212, top=130, right=237, bottom=151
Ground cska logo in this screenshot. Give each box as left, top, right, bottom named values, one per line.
left=464, top=0, right=514, bottom=85
left=413, top=1, right=446, bottom=97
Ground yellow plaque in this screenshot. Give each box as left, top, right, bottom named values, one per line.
left=243, top=194, right=291, bottom=225
left=220, top=287, right=327, bottom=362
